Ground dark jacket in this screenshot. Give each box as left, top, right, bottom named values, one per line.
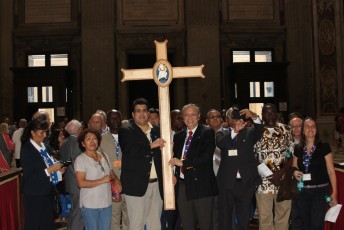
left=173, top=124, right=218, bottom=200
left=119, top=120, right=163, bottom=198
left=216, top=122, right=264, bottom=190
left=21, top=141, right=54, bottom=196
left=60, top=135, right=82, bottom=195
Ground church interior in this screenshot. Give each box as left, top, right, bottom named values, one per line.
left=0, top=0, right=343, bottom=144
left=0, top=0, right=343, bottom=147
left=0, top=0, right=344, bottom=228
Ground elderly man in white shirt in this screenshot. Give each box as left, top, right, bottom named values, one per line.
left=12, top=118, right=27, bottom=167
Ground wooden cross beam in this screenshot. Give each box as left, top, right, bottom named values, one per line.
left=121, top=40, right=205, bottom=210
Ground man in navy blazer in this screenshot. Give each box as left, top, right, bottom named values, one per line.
left=217, top=107, right=264, bottom=230
left=169, top=103, right=218, bottom=230
left=119, top=98, right=166, bottom=230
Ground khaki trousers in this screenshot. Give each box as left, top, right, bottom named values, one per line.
left=256, top=192, right=291, bottom=230
left=111, top=194, right=129, bottom=230
left=125, top=182, right=162, bottom=230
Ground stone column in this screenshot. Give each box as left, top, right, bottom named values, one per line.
left=285, top=0, right=315, bottom=115
left=81, top=0, right=115, bottom=118
left=185, top=0, right=221, bottom=113
left=0, top=0, right=13, bottom=119
left=312, top=0, right=343, bottom=146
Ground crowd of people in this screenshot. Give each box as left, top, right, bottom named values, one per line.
left=0, top=100, right=340, bottom=230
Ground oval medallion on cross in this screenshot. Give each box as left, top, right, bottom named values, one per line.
left=153, top=59, right=173, bottom=87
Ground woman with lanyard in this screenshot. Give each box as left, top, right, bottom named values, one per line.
left=293, top=116, right=338, bottom=230
left=21, top=116, right=65, bottom=230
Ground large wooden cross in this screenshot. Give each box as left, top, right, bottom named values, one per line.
left=121, top=40, right=205, bottom=210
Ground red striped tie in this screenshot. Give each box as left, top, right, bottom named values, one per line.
left=181, top=131, right=193, bottom=174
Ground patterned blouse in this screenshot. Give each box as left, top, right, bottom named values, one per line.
left=254, top=122, right=293, bottom=194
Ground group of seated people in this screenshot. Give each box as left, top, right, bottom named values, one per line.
left=1, top=99, right=339, bottom=230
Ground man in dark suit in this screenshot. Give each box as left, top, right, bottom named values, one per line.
left=119, top=98, right=166, bottom=230
left=216, top=107, right=264, bottom=230
left=169, top=103, right=218, bottom=230
left=60, top=119, right=84, bottom=230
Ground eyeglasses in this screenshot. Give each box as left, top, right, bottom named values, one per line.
left=291, top=124, right=302, bottom=128
left=208, top=115, right=222, bottom=119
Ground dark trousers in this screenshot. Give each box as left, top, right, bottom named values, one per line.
left=161, top=209, right=178, bottom=230
left=177, top=182, right=214, bottom=230
left=290, top=198, right=302, bottom=230
left=68, top=193, right=85, bottom=230
left=213, top=195, right=220, bottom=230
left=15, top=159, right=21, bottom=168
left=24, top=194, right=54, bottom=230
left=219, top=181, right=255, bottom=230
left=296, top=186, right=329, bottom=230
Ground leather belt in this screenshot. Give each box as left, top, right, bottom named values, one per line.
left=304, top=183, right=329, bottom=189
left=179, top=178, right=185, bottom=182
left=149, top=178, right=158, bottom=183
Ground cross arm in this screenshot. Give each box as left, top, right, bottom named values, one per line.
left=172, top=65, right=205, bottom=79
left=121, top=68, right=153, bottom=82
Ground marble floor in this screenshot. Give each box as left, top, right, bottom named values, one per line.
left=54, top=219, right=259, bottom=230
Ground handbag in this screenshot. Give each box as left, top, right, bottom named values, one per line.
left=53, top=187, right=62, bottom=217
left=100, top=152, right=122, bottom=203
left=277, top=166, right=299, bottom=202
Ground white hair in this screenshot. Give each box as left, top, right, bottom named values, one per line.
left=65, top=119, right=82, bottom=135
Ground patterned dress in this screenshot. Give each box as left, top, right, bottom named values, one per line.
left=254, top=123, right=294, bottom=194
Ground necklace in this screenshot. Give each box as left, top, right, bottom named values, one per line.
left=85, top=151, right=100, bottom=162
left=87, top=152, right=104, bottom=173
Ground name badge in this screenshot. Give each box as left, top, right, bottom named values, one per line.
left=236, top=171, right=241, bottom=178
left=228, top=149, right=238, bottom=156
left=303, top=173, right=311, bottom=181
left=113, top=160, right=122, bottom=168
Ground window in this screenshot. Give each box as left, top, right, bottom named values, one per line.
left=28, top=87, right=38, bottom=102
left=233, top=51, right=250, bottom=63
left=232, top=50, right=273, bottom=63
left=51, top=54, right=68, bottom=66
left=39, top=108, right=55, bottom=124
left=28, top=54, right=68, bottom=67
left=255, top=51, right=272, bottom=62
left=264, top=82, right=274, bottom=97
left=42, top=86, right=53, bottom=102
left=249, top=81, right=274, bottom=98
left=28, top=55, right=45, bottom=67
left=250, top=82, right=261, bottom=97
left=27, top=86, right=53, bottom=103
left=249, top=103, right=264, bottom=117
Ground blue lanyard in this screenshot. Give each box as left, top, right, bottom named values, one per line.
left=39, top=149, right=59, bottom=185
left=111, top=135, right=120, bottom=160
left=303, top=145, right=316, bottom=173
left=115, top=143, right=119, bottom=160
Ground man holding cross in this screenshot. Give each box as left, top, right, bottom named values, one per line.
left=169, top=103, right=218, bottom=230
left=121, top=40, right=205, bottom=210
left=119, top=98, right=166, bottom=230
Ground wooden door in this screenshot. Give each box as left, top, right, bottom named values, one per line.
left=11, top=67, right=74, bottom=123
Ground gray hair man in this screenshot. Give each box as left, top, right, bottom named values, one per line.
left=60, top=119, right=84, bottom=230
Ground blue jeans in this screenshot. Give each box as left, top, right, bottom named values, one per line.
left=296, top=186, right=329, bottom=230
left=80, top=205, right=112, bottom=230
